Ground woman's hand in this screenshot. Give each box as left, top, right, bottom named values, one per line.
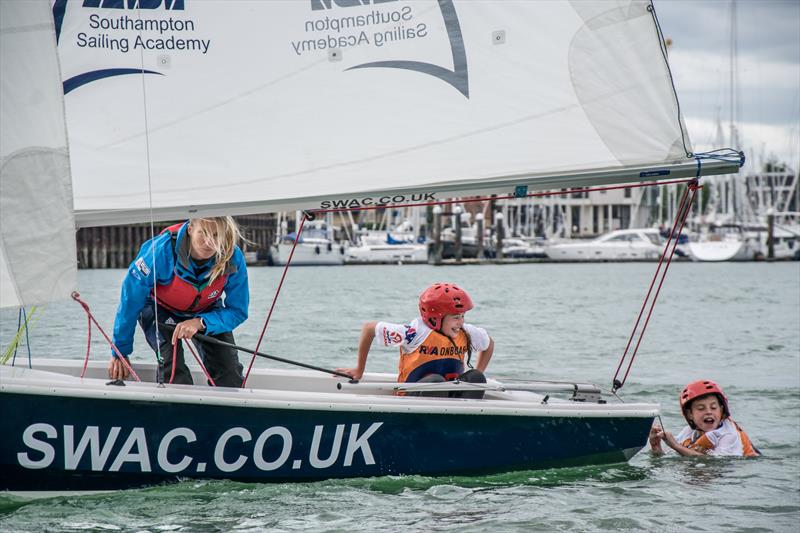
left=171, top=318, right=204, bottom=344
left=108, top=356, right=131, bottom=380
left=335, top=367, right=363, bottom=380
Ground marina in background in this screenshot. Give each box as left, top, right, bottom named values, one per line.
left=75, top=163, right=799, bottom=268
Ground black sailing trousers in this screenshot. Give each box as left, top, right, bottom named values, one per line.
left=139, top=300, right=244, bottom=387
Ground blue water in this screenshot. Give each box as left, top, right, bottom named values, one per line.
left=1, top=262, right=799, bottom=532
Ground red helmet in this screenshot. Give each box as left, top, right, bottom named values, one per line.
left=419, top=283, right=473, bottom=329
left=679, top=379, right=730, bottom=425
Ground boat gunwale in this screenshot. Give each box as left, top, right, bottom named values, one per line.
left=1, top=363, right=659, bottom=418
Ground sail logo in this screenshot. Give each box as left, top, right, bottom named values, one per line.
left=16, top=422, right=384, bottom=474
left=311, top=0, right=397, bottom=10
left=319, top=192, right=435, bottom=209
left=80, top=0, right=185, bottom=9
left=301, top=0, right=469, bottom=97
left=53, top=0, right=206, bottom=94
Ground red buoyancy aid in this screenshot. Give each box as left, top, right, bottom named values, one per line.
left=398, top=329, right=468, bottom=383
left=680, top=418, right=759, bottom=457
left=153, top=223, right=228, bottom=314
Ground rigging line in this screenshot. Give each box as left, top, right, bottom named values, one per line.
left=611, top=181, right=692, bottom=388
left=611, top=182, right=688, bottom=391
left=312, top=178, right=697, bottom=217
left=185, top=339, right=216, bottom=387
left=242, top=213, right=309, bottom=388
left=134, top=6, right=162, bottom=375
left=612, top=180, right=699, bottom=392
left=72, top=292, right=141, bottom=382
left=168, top=337, right=216, bottom=386
left=80, top=309, right=91, bottom=379
left=647, top=2, right=692, bottom=158
left=11, top=307, right=21, bottom=367
left=620, top=182, right=700, bottom=386
left=3, top=307, right=39, bottom=367
left=169, top=340, right=177, bottom=384
left=23, top=307, right=32, bottom=368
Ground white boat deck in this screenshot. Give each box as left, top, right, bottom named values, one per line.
left=1, top=360, right=659, bottom=418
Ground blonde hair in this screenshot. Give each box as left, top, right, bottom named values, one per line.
left=189, top=217, right=244, bottom=283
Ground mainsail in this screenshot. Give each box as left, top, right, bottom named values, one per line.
left=0, top=0, right=76, bottom=308
left=54, top=0, right=739, bottom=227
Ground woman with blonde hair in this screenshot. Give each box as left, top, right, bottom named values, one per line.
left=109, top=217, right=249, bottom=387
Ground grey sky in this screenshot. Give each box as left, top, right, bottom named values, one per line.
left=654, top=0, right=799, bottom=168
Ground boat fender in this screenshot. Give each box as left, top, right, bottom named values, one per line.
left=541, top=394, right=549, bottom=405
left=327, top=242, right=332, bottom=252
left=315, top=245, right=320, bottom=254
left=340, top=245, right=345, bottom=254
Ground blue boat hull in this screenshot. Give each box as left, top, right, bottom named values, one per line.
left=1, top=392, right=651, bottom=491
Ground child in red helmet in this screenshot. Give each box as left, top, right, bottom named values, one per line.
left=649, top=379, right=759, bottom=457
left=336, top=283, right=494, bottom=395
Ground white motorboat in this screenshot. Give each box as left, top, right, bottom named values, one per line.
left=545, top=229, right=687, bottom=262
left=269, top=237, right=346, bottom=266
left=345, top=233, right=428, bottom=264
left=269, top=220, right=346, bottom=266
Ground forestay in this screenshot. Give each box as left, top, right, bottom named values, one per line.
left=0, top=0, right=76, bottom=308
left=55, top=0, right=735, bottom=226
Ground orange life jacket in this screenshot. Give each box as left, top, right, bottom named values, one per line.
left=680, top=418, right=759, bottom=457
left=153, top=223, right=228, bottom=314
left=398, top=329, right=468, bottom=383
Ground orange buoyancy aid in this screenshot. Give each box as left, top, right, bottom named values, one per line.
left=680, top=418, right=760, bottom=457
left=153, top=223, right=228, bottom=314
left=398, top=329, right=468, bottom=383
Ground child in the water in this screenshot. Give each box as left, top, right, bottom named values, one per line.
left=650, top=379, right=759, bottom=457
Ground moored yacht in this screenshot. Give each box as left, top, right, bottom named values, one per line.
left=269, top=219, right=346, bottom=266
left=545, top=229, right=687, bottom=262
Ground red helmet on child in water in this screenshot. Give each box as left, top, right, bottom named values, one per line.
left=679, top=379, right=731, bottom=423
left=419, top=283, right=474, bottom=329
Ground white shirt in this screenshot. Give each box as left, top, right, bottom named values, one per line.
left=374, top=317, right=490, bottom=355
left=674, top=418, right=747, bottom=456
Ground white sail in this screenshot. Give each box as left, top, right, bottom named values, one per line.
left=54, top=0, right=737, bottom=226
left=0, top=0, right=76, bottom=308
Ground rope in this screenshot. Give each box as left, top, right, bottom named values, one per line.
left=71, top=292, right=141, bottom=382
left=185, top=339, right=217, bottom=386
left=80, top=308, right=92, bottom=379
left=9, top=307, right=34, bottom=368
left=170, top=338, right=217, bottom=386
left=611, top=180, right=701, bottom=392
left=242, top=213, right=308, bottom=387
left=169, top=340, right=177, bottom=384
left=2, top=307, right=39, bottom=367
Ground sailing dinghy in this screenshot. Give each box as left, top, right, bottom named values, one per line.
left=1, top=0, right=741, bottom=494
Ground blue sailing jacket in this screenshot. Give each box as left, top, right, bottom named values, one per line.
left=111, top=222, right=249, bottom=357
